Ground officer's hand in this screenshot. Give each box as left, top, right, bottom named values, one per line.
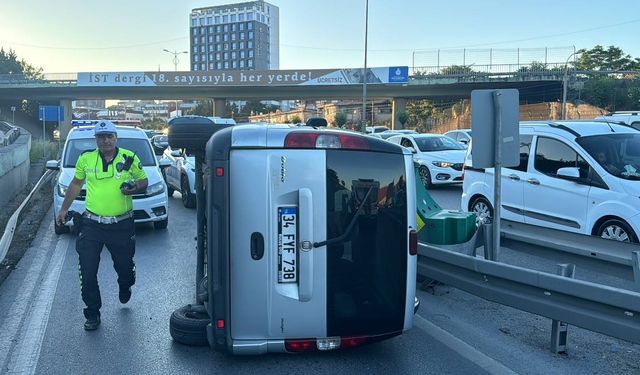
left=56, top=209, right=68, bottom=226
left=120, top=186, right=136, bottom=195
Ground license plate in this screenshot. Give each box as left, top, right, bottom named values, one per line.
left=278, top=206, right=297, bottom=283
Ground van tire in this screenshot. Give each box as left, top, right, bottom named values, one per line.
left=182, top=176, right=196, bottom=208
left=170, top=304, right=210, bottom=346
left=596, top=219, right=638, bottom=243
left=418, top=166, right=433, bottom=189
left=470, top=196, right=493, bottom=225
left=154, top=218, right=168, bottom=230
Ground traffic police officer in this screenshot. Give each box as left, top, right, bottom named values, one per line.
left=56, top=120, right=148, bottom=330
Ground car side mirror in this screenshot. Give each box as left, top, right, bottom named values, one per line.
left=557, top=167, right=580, bottom=180
left=170, top=150, right=182, bottom=157
left=158, top=159, right=172, bottom=169
left=46, top=160, right=60, bottom=170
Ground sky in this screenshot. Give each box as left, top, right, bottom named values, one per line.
left=1, top=0, right=639, bottom=73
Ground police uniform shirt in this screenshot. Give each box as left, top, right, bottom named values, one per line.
left=75, top=147, right=147, bottom=217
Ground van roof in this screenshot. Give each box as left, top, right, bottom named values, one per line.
left=520, top=120, right=638, bottom=137
left=68, top=125, right=149, bottom=139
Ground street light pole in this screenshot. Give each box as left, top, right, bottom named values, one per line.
left=361, top=0, right=369, bottom=133
left=162, top=49, right=189, bottom=72
left=562, top=50, right=579, bottom=120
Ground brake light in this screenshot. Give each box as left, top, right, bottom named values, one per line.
left=340, top=336, right=368, bottom=349
left=216, top=319, right=225, bottom=329
left=215, top=167, right=224, bottom=177
left=284, top=133, right=369, bottom=150
left=285, top=339, right=317, bottom=352
left=409, top=229, right=418, bottom=255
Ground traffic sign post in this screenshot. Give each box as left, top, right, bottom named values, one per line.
left=471, top=89, right=519, bottom=260
left=10, top=106, right=15, bottom=124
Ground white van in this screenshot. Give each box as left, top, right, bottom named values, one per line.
left=595, top=111, right=640, bottom=129
left=47, top=125, right=170, bottom=234
left=168, top=121, right=418, bottom=354
left=462, top=121, right=640, bottom=243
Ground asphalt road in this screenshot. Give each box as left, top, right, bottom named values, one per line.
left=0, top=187, right=638, bottom=374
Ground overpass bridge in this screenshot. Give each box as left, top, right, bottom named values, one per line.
left=0, top=63, right=567, bottom=136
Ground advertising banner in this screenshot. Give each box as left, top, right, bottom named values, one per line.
left=77, top=67, right=409, bottom=87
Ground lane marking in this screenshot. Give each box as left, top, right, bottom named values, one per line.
left=413, top=313, right=518, bottom=375
left=8, top=233, right=69, bottom=374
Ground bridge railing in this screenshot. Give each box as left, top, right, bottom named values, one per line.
left=411, top=62, right=570, bottom=78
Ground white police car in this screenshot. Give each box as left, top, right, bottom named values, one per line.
left=46, top=123, right=170, bottom=234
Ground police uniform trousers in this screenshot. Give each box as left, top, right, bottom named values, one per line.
left=76, top=216, right=136, bottom=319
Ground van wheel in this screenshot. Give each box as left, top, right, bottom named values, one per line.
left=170, top=304, right=209, bottom=346
left=54, top=217, right=70, bottom=235
left=181, top=176, right=196, bottom=208
left=418, top=166, right=433, bottom=189
left=597, top=219, right=638, bottom=243
left=470, top=197, right=493, bottom=225
left=153, top=218, right=168, bottom=230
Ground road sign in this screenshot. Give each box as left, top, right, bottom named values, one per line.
left=471, top=89, right=519, bottom=168
left=38, top=106, right=64, bottom=121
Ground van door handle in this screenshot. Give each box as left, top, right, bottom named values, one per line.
left=508, top=174, right=520, bottom=181
left=298, top=188, right=313, bottom=302
left=527, top=178, right=540, bottom=185
left=250, top=232, right=264, bottom=260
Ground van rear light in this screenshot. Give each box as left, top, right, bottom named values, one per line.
left=284, top=133, right=369, bottom=150
left=215, top=167, right=224, bottom=177
left=216, top=319, right=225, bottom=329
left=285, top=339, right=317, bottom=352
left=340, top=336, right=368, bottom=349
left=409, top=229, right=418, bottom=255
left=316, top=337, right=341, bottom=351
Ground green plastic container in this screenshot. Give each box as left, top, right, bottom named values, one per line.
left=414, top=166, right=476, bottom=245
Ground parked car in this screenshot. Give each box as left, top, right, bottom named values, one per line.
left=595, top=111, right=640, bottom=129
left=161, top=146, right=196, bottom=208
left=373, top=129, right=418, bottom=140
left=462, top=120, right=640, bottom=243
left=444, top=129, right=472, bottom=147
left=387, top=133, right=466, bottom=188
left=46, top=124, right=171, bottom=234
left=365, top=126, right=390, bottom=134
left=151, top=134, right=169, bottom=155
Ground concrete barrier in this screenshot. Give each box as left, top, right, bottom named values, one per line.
left=0, top=130, right=31, bottom=206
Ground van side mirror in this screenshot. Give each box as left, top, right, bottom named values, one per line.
left=46, top=160, right=60, bottom=170
left=557, top=167, right=580, bottom=180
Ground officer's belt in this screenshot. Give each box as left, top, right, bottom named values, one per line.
left=83, top=210, right=133, bottom=224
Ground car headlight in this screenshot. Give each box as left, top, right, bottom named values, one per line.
left=146, top=181, right=166, bottom=196
left=432, top=161, right=454, bottom=168
left=57, top=183, right=67, bottom=197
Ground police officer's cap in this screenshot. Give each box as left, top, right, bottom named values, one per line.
left=94, top=120, right=118, bottom=136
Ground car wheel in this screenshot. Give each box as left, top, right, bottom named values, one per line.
left=470, top=196, right=493, bottom=225
left=153, top=218, right=168, bottom=230
left=418, top=166, right=433, bottom=189
left=181, top=175, right=196, bottom=208
left=169, top=304, right=209, bottom=346
left=54, top=217, right=70, bottom=235
left=162, top=170, right=175, bottom=197
left=597, top=219, right=638, bottom=243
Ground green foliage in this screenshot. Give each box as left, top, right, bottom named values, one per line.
left=0, top=48, right=43, bottom=79
left=581, top=77, right=640, bottom=110
left=29, top=140, right=57, bottom=162
left=397, top=110, right=408, bottom=126
left=439, top=65, right=474, bottom=76
left=186, top=100, right=214, bottom=116
left=142, top=118, right=166, bottom=131
left=334, top=112, right=348, bottom=127
left=289, top=115, right=301, bottom=124
left=404, top=100, right=440, bottom=130
left=576, top=45, right=640, bottom=71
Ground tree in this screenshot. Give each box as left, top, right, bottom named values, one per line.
left=0, top=48, right=43, bottom=80
left=186, top=100, right=213, bottom=116
left=334, top=112, right=347, bottom=128
left=397, top=110, right=408, bottom=127
left=290, top=115, right=301, bottom=124
left=438, top=65, right=474, bottom=76
left=576, top=45, right=640, bottom=71
left=404, top=100, right=439, bottom=131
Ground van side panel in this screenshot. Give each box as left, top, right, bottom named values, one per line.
left=229, top=149, right=327, bottom=340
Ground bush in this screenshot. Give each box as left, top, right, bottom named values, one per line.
left=29, top=140, right=58, bottom=162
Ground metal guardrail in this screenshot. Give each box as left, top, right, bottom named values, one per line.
left=417, top=242, right=640, bottom=345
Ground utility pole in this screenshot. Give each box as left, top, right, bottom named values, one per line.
left=361, top=0, right=369, bottom=133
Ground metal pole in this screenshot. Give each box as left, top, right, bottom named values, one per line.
left=361, top=0, right=369, bottom=133
left=492, top=90, right=502, bottom=261
left=42, top=114, right=46, bottom=158
left=195, top=155, right=205, bottom=294
left=562, top=51, right=578, bottom=120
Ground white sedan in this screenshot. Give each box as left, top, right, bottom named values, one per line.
left=387, top=134, right=466, bottom=188
left=161, top=146, right=196, bottom=208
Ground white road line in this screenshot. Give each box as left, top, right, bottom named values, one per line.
left=0, top=223, right=55, bottom=372
left=413, top=313, right=519, bottom=375
left=7, top=233, right=69, bottom=375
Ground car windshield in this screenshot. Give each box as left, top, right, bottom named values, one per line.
left=415, top=136, right=466, bottom=152
left=63, top=138, right=156, bottom=168
left=577, top=133, right=640, bottom=180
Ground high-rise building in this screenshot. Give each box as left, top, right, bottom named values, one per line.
left=189, top=1, right=279, bottom=71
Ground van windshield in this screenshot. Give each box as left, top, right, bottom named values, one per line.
left=326, top=150, right=407, bottom=337
left=63, top=138, right=156, bottom=168
left=577, top=133, right=640, bottom=180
